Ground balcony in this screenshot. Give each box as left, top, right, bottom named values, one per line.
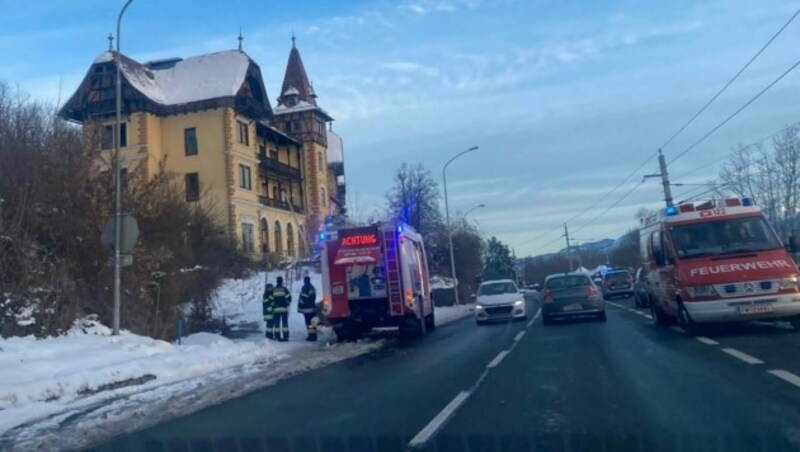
left=259, top=196, right=304, bottom=214
left=259, top=155, right=301, bottom=180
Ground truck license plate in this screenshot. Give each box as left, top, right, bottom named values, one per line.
left=737, top=305, right=773, bottom=315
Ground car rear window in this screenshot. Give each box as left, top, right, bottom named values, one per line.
left=546, top=276, right=591, bottom=289
left=606, top=272, right=631, bottom=281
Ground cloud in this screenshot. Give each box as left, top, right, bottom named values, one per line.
left=381, top=61, right=440, bottom=77
left=399, top=0, right=482, bottom=16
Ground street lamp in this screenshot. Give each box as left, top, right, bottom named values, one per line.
left=462, top=203, right=485, bottom=221
left=443, top=145, right=479, bottom=305
left=112, top=0, right=134, bottom=335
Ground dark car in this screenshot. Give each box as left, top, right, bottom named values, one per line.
left=602, top=270, right=634, bottom=300
left=541, top=273, right=605, bottom=325
left=633, top=267, right=650, bottom=307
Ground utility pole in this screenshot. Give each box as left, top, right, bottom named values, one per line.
left=563, top=223, right=574, bottom=272
left=644, top=149, right=674, bottom=208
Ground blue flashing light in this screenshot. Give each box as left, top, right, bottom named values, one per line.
left=319, top=232, right=326, bottom=241
left=397, top=224, right=404, bottom=233
left=665, top=206, right=678, bottom=216
left=741, top=197, right=753, bottom=206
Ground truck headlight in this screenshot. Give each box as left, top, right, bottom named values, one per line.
left=689, top=285, right=718, bottom=297
left=475, top=305, right=484, bottom=310
left=780, top=275, right=800, bottom=290
left=514, top=300, right=524, bottom=307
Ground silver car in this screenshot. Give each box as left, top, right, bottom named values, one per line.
left=542, top=273, right=605, bottom=325
left=602, top=270, right=634, bottom=300
left=474, top=279, right=527, bottom=325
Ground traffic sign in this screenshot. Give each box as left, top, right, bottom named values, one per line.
left=102, top=215, right=139, bottom=252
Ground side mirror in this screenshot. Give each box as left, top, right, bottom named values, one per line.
left=789, top=236, right=799, bottom=253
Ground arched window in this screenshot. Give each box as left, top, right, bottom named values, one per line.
left=321, top=187, right=327, bottom=208
left=274, top=221, right=283, bottom=255
left=287, top=223, right=295, bottom=257
left=298, top=226, right=306, bottom=257
left=260, top=218, right=269, bottom=253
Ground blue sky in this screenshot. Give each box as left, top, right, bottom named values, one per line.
left=2, top=0, right=800, bottom=256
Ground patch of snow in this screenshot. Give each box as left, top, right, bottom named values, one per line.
left=178, top=265, right=203, bottom=273
left=431, top=275, right=456, bottom=289
left=93, top=51, right=114, bottom=64
left=274, top=100, right=328, bottom=115
left=435, top=303, right=475, bottom=325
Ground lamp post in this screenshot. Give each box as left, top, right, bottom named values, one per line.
left=443, top=145, right=479, bottom=305
left=112, top=0, right=134, bottom=336
left=462, top=203, right=485, bottom=222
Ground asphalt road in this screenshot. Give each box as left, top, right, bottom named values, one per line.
left=95, top=295, right=800, bottom=452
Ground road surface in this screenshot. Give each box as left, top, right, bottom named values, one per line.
left=96, top=296, right=800, bottom=451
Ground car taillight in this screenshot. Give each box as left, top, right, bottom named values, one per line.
left=587, top=285, right=598, bottom=296
left=543, top=288, right=553, bottom=303
left=626, top=279, right=632, bottom=285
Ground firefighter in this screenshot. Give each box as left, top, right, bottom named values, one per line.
left=263, top=282, right=275, bottom=340
left=298, top=276, right=318, bottom=341
left=270, top=276, right=292, bottom=342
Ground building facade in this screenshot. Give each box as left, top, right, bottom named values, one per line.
left=59, top=40, right=344, bottom=260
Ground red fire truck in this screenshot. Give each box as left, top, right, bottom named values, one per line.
left=640, top=197, right=800, bottom=334
left=320, top=221, right=435, bottom=341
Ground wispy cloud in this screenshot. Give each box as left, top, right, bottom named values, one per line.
left=399, top=0, right=481, bottom=16
left=381, top=61, right=440, bottom=77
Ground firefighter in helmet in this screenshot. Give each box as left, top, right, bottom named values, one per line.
left=298, top=276, right=318, bottom=341
left=270, top=276, right=292, bottom=342
left=262, top=282, right=275, bottom=340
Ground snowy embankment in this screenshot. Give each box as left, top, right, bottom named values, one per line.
left=0, top=270, right=474, bottom=450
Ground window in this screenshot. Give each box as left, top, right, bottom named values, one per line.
left=236, top=120, right=249, bottom=146
left=239, top=164, right=252, bottom=190
left=318, top=151, right=324, bottom=169
left=185, top=173, right=200, bottom=202
left=321, top=187, right=327, bottom=207
left=287, top=223, right=295, bottom=257
left=259, top=144, right=266, bottom=157
left=285, top=120, right=301, bottom=133
left=317, top=120, right=326, bottom=135
left=270, top=147, right=279, bottom=160
left=184, top=128, right=198, bottom=156
left=260, top=218, right=270, bottom=253
left=101, top=122, right=127, bottom=150
left=298, top=228, right=305, bottom=257
left=241, top=222, right=255, bottom=253
left=274, top=221, right=283, bottom=254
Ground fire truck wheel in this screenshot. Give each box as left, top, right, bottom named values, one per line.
left=677, top=302, right=701, bottom=336
left=425, top=311, right=436, bottom=332
left=400, top=317, right=423, bottom=339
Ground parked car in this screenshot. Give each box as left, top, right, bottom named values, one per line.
left=474, top=279, right=527, bottom=325
left=633, top=267, right=650, bottom=307
left=541, top=273, right=605, bottom=325
left=602, top=269, right=634, bottom=299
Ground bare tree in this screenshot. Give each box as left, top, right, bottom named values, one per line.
left=385, top=163, right=443, bottom=235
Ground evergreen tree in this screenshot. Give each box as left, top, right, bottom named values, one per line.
left=482, top=236, right=516, bottom=281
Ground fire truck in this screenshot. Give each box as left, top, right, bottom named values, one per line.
left=640, top=197, right=800, bottom=334
left=320, top=221, right=435, bottom=341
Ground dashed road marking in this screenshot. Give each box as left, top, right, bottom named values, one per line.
left=721, top=347, right=764, bottom=365
left=768, top=369, right=800, bottom=389
left=408, top=390, right=471, bottom=448
left=643, top=314, right=653, bottom=320
left=671, top=326, right=685, bottom=333
left=514, top=331, right=525, bottom=342
left=528, top=308, right=541, bottom=327
left=487, top=350, right=509, bottom=369
left=695, top=336, right=719, bottom=345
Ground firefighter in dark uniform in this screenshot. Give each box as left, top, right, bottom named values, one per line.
left=298, top=276, right=318, bottom=341
left=262, top=283, right=275, bottom=340
left=270, top=276, right=292, bottom=342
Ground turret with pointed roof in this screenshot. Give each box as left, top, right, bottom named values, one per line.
left=277, top=35, right=317, bottom=107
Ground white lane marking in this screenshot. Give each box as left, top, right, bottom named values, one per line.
left=487, top=350, right=509, bottom=369
left=671, top=326, right=685, bottom=333
left=721, top=347, right=764, bottom=365
left=528, top=307, right=541, bottom=327
left=514, top=331, right=525, bottom=342
left=768, top=369, right=800, bottom=388
left=695, top=336, right=719, bottom=345
left=643, top=314, right=653, bottom=320
left=408, top=391, right=471, bottom=447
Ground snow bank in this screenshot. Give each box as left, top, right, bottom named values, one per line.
left=435, top=303, right=475, bottom=325
left=430, top=275, right=456, bottom=289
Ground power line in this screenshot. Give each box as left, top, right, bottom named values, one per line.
left=572, top=180, right=646, bottom=235
left=659, top=7, right=800, bottom=150
left=668, top=58, right=800, bottom=165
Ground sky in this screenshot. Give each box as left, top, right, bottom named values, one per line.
left=2, top=0, right=800, bottom=256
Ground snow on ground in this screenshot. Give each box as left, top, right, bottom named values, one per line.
left=0, top=269, right=475, bottom=450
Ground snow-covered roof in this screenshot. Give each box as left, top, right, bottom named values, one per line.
left=326, top=128, right=344, bottom=164
left=273, top=100, right=318, bottom=114
left=283, top=86, right=299, bottom=97
left=93, top=51, right=115, bottom=64
left=104, top=50, right=252, bottom=106
left=337, top=175, right=346, bottom=186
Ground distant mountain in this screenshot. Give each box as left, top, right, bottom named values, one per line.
left=558, top=238, right=616, bottom=255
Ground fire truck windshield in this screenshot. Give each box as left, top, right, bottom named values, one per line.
left=670, top=216, right=782, bottom=259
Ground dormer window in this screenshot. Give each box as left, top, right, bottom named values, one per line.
left=283, top=86, right=300, bottom=107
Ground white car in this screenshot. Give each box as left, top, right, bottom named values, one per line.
left=474, top=279, right=527, bottom=325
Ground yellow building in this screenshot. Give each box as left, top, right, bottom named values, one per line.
left=59, top=39, right=345, bottom=260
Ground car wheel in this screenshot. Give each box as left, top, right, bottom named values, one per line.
left=651, top=302, right=671, bottom=328
left=677, top=302, right=701, bottom=336
left=597, top=311, right=607, bottom=322
left=634, top=295, right=641, bottom=308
